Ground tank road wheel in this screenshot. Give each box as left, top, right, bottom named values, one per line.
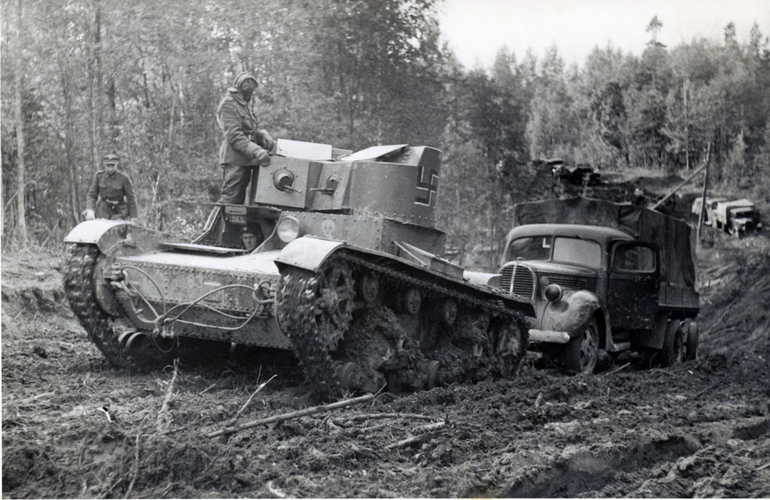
left=357, top=272, right=379, bottom=304
left=563, top=318, right=599, bottom=374
left=398, top=287, right=422, bottom=316
left=489, top=314, right=528, bottom=377
left=276, top=257, right=354, bottom=401
left=63, top=244, right=174, bottom=368
left=659, top=320, right=685, bottom=367
left=438, top=299, right=458, bottom=327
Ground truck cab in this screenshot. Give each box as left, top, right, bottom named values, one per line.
left=497, top=197, right=700, bottom=374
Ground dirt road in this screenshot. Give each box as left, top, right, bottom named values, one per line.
left=2, top=231, right=769, bottom=498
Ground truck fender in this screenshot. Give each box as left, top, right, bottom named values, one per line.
left=274, top=236, right=346, bottom=272
left=64, top=220, right=166, bottom=256
left=541, top=290, right=601, bottom=338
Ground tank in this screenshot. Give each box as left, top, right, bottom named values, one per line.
left=63, top=141, right=535, bottom=400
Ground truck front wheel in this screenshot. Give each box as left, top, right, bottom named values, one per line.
left=563, top=318, right=599, bottom=374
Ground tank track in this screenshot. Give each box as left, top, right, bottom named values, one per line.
left=63, top=243, right=174, bottom=368
left=276, top=251, right=528, bottom=401
left=275, top=258, right=353, bottom=401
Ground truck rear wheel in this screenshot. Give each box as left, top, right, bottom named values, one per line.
left=563, top=318, right=599, bottom=374
left=684, top=319, right=699, bottom=361
left=659, top=320, right=685, bottom=367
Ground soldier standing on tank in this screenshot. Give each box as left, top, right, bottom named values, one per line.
left=216, top=72, right=276, bottom=205
left=84, top=152, right=138, bottom=223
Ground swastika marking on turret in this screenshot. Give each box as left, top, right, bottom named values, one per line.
left=415, top=166, right=438, bottom=207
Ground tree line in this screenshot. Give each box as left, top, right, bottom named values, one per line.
left=2, top=0, right=769, bottom=268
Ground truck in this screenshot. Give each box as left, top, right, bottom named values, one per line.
left=713, top=199, right=762, bottom=238
left=691, top=196, right=727, bottom=227
left=63, top=142, right=534, bottom=401
left=495, top=197, right=700, bottom=374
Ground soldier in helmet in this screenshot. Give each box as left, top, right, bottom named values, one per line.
left=241, top=225, right=264, bottom=252
left=84, top=152, right=139, bottom=223
left=216, top=72, right=276, bottom=205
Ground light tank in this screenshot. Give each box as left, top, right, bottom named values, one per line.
left=63, top=141, right=534, bottom=400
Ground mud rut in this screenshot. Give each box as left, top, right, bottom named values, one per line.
left=3, top=235, right=770, bottom=498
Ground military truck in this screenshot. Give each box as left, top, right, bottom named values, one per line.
left=691, top=196, right=727, bottom=227
left=494, top=197, right=700, bottom=374
left=63, top=142, right=534, bottom=400
left=713, top=199, right=762, bottom=238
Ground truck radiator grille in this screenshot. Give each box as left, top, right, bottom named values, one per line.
left=500, top=264, right=536, bottom=300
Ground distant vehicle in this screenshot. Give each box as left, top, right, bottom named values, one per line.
left=691, top=197, right=728, bottom=226
left=494, top=197, right=700, bottom=374
left=713, top=199, right=762, bottom=238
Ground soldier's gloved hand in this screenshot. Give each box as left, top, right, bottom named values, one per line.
left=84, top=209, right=95, bottom=220
left=259, top=129, right=276, bottom=153
left=254, top=147, right=271, bottom=167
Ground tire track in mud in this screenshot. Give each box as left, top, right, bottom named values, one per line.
left=494, top=415, right=770, bottom=498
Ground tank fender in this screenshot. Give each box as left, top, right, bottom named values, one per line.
left=463, top=271, right=501, bottom=288
left=64, top=220, right=129, bottom=246
left=64, top=220, right=166, bottom=256
left=274, top=236, right=346, bottom=272
left=540, top=289, right=601, bottom=338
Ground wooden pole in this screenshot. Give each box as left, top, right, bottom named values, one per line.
left=696, top=144, right=712, bottom=245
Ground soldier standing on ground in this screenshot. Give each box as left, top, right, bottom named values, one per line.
left=84, top=152, right=138, bottom=222
left=216, top=72, right=276, bottom=205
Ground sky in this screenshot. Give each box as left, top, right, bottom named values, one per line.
left=438, top=0, right=770, bottom=69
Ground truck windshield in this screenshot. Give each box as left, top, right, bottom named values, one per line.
left=552, top=237, right=602, bottom=267
left=731, top=208, right=754, bottom=218
left=507, top=236, right=601, bottom=267
left=507, top=236, right=552, bottom=261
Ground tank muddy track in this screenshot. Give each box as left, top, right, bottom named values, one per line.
left=63, top=243, right=176, bottom=368
left=276, top=252, right=529, bottom=401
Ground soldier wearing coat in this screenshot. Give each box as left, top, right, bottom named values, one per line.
left=85, top=152, right=138, bottom=222
left=216, top=72, right=276, bottom=205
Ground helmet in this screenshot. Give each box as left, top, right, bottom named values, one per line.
left=103, top=152, right=120, bottom=165
left=232, top=72, right=258, bottom=90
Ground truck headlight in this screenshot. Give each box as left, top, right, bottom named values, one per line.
left=544, top=283, right=563, bottom=302
left=277, top=216, right=300, bottom=243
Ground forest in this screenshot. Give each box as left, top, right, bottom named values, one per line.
left=2, top=0, right=770, bottom=268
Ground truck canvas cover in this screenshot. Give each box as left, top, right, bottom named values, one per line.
left=513, top=197, right=697, bottom=295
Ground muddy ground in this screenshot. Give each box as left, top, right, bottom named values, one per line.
left=3, top=202, right=770, bottom=498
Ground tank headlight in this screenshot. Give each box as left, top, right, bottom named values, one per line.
left=277, top=216, right=300, bottom=243
left=544, top=283, right=563, bottom=302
